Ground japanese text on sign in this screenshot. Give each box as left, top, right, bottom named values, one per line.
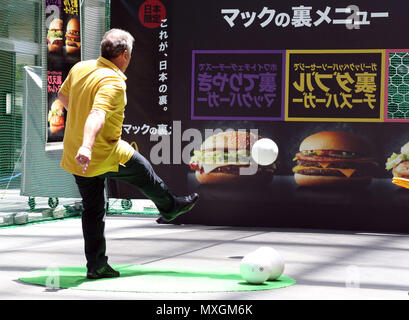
left=292, top=67, right=378, bottom=109
left=158, top=18, right=169, bottom=111
left=46, top=0, right=61, bottom=5
left=286, top=50, right=384, bottom=122
left=197, top=65, right=278, bottom=108
left=47, top=71, right=63, bottom=93
left=63, top=0, right=78, bottom=15
left=221, top=5, right=388, bottom=29
left=138, top=0, right=167, bottom=29
left=192, top=51, right=284, bottom=120
left=123, top=123, right=172, bottom=136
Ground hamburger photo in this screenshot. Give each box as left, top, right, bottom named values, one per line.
left=48, top=99, right=65, bottom=134
left=292, top=131, right=377, bottom=187
left=386, top=142, right=409, bottom=179
left=65, top=18, right=81, bottom=54
left=189, top=131, right=276, bottom=184
left=47, top=18, right=63, bottom=52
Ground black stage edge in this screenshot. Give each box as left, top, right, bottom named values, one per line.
left=176, top=175, right=409, bottom=234
left=0, top=300, right=387, bottom=318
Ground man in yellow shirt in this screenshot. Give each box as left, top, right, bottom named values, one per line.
left=58, top=29, right=198, bottom=280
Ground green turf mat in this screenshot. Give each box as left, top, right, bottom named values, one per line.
left=19, top=264, right=296, bottom=293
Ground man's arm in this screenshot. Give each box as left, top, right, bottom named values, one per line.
left=58, top=91, right=69, bottom=111
left=76, top=79, right=123, bottom=174
left=75, top=109, right=106, bottom=174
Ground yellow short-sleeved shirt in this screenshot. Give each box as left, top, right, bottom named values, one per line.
left=60, top=56, right=134, bottom=177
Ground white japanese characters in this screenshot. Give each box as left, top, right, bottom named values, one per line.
left=221, top=5, right=389, bottom=29
left=158, top=18, right=169, bottom=111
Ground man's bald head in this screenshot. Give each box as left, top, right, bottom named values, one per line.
left=100, top=29, right=135, bottom=60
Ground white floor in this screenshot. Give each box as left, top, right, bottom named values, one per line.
left=0, top=215, right=408, bottom=300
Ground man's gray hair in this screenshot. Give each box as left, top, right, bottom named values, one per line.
left=100, top=29, right=135, bottom=60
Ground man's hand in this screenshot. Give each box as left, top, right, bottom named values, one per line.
left=75, top=146, right=92, bottom=174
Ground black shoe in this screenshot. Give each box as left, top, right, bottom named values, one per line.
left=86, top=264, right=120, bottom=280
left=156, top=216, right=169, bottom=224
left=161, top=193, right=199, bottom=222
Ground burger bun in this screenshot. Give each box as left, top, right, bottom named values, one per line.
left=48, top=43, right=63, bottom=52
left=299, top=131, right=369, bottom=154
left=195, top=169, right=273, bottom=185
left=66, top=45, right=80, bottom=54
left=66, top=18, right=80, bottom=31
left=49, top=18, right=63, bottom=30
left=294, top=173, right=372, bottom=187
left=201, top=131, right=259, bottom=152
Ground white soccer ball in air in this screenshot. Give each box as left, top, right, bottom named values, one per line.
left=251, top=138, right=279, bottom=166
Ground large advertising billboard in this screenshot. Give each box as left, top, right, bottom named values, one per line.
left=45, top=0, right=81, bottom=146
left=111, top=0, right=409, bottom=232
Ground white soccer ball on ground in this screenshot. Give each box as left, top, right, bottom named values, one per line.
left=253, top=246, right=285, bottom=280
left=240, top=252, right=273, bottom=284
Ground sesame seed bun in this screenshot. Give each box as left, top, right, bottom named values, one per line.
left=49, top=18, right=63, bottom=30
left=201, top=131, right=259, bottom=152
left=299, top=131, right=369, bottom=154
left=66, top=18, right=80, bottom=32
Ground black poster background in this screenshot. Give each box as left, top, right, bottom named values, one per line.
left=111, top=0, right=409, bottom=232
left=109, top=0, right=173, bottom=199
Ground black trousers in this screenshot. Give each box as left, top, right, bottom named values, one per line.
left=74, top=151, right=176, bottom=271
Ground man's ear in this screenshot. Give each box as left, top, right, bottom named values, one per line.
left=123, top=50, right=130, bottom=60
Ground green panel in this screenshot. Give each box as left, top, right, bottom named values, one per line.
left=0, top=50, right=16, bottom=186
left=81, top=0, right=112, bottom=60
left=388, top=52, right=409, bottom=119
left=0, top=0, right=41, bottom=190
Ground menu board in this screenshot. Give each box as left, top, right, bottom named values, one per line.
left=45, top=0, right=81, bottom=145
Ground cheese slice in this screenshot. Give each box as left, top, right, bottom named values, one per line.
left=293, top=165, right=356, bottom=178
left=319, top=162, right=330, bottom=168
left=392, top=177, right=409, bottom=189
left=337, top=169, right=356, bottom=178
